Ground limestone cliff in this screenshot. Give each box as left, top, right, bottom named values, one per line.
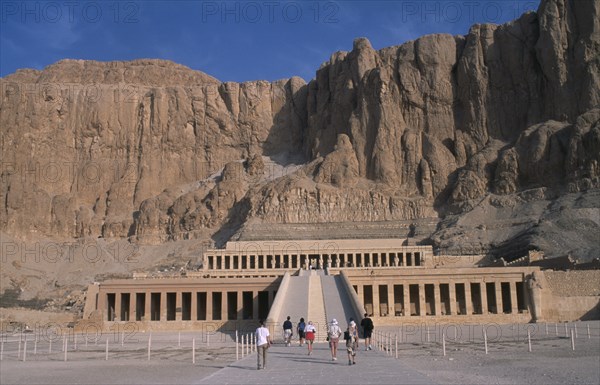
left=1, top=0, right=599, bottom=265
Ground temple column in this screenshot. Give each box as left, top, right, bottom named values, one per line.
left=129, top=293, right=136, bottom=321
left=387, top=283, right=395, bottom=316
left=98, top=293, right=107, bottom=321
left=160, top=292, right=167, bottom=321
left=510, top=281, right=519, bottom=314
left=480, top=281, right=488, bottom=315
left=418, top=283, right=426, bottom=317
left=434, top=283, right=442, bottom=316
left=464, top=282, right=472, bottom=315
left=356, top=285, right=363, bottom=307
left=144, top=291, right=151, bottom=321
left=448, top=283, right=457, bottom=315
left=206, top=290, right=213, bottom=321
left=221, top=291, right=227, bottom=321
left=115, top=291, right=122, bottom=321
left=373, top=284, right=380, bottom=316
left=253, top=291, right=259, bottom=320
left=403, top=284, right=410, bottom=316
left=191, top=291, right=198, bottom=321
left=176, top=291, right=182, bottom=321
left=237, top=291, right=243, bottom=320
left=495, top=281, right=504, bottom=314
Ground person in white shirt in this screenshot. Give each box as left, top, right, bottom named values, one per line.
left=328, top=318, right=342, bottom=361
left=255, top=320, right=271, bottom=370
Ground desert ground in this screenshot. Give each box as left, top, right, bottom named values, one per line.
left=1, top=321, right=598, bottom=385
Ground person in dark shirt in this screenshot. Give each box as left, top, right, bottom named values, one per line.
left=360, top=313, right=374, bottom=350
left=282, top=316, right=293, bottom=346
left=297, top=317, right=306, bottom=346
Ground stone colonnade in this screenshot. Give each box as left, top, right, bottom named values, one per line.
left=347, top=274, right=529, bottom=318
left=96, top=279, right=278, bottom=323
left=203, top=250, right=426, bottom=270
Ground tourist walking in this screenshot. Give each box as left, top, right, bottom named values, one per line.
left=328, top=318, right=342, bottom=361
left=255, top=319, right=271, bottom=370
left=305, top=320, right=316, bottom=355
left=360, top=313, right=374, bottom=350
left=346, top=319, right=359, bottom=365
left=283, top=316, right=293, bottom=346
left=297, top=317, right=306, bottom=346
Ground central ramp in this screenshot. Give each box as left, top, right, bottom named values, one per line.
left=267, top=271, right=363, bottom=343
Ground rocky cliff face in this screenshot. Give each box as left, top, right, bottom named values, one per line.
left=1, top=0, right=599, bottom=264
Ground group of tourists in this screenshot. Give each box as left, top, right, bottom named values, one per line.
left=282, top=316, right=317, bottom=353
left=254, top=313, right=375, bottom=370
left=326, top=313, right=373, bottom=365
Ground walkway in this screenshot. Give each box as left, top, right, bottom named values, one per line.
left=196, top=342, right=434, bottom=385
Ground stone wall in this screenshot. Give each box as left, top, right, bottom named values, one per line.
left=541, top=270, right=600, bottom=322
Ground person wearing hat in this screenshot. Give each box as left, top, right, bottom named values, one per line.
left=345, top=319, right=359, bottom=365
left=328, top=318, right=342, bottom=361
left=305, top=320, right=316, bottom=355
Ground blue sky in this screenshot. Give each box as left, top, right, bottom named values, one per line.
left=1, top=0, right=540, bottom=82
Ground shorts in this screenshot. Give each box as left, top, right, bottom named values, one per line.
left=363, top=329, right=372, bottom=338
left=298, top=330, right=305, bottom=339
left=284, top=329, right=293, bottom=339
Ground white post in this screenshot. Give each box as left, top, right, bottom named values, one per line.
left=34, top=338, right=37, bottom=355
left=527, top=329, right=532, bottom=352
left=62, top=336, right=65, bottom=352
left=23, top=340, right=27, bottom=362
left=207, top=332, right=210, bottom=348
left=426, top=328, right=430, bottom=343
left=484, top=329, right=488, bottom=355
left=147, top=334, right=152, bottom=361
left=587, top=324, right=590, bottom=339
left=49, top=339, right=52, bottom=353
left=64, top=338, right=67, bottom=362
left=105, top=339, right=109, bottom=361
left=564, top=323, right=568, bottom=337
left=443, top=332, right=446, bottom=357
left=571, top=329, right=575, bottom=351
left=0, top=339, right=3, bottom=361
left=74, top=333, right=77, bottom=351
left=192, top=338, right=196, bottom=364
left=246, top=334, right=249, bottom=356
left=178, top=332, right=181, bottom=347
left=241, top=334, right=245, bottom=358
left=18, top=337, right=22, bottom=359
left=554, top=323, right=558, bottom=336
left=454, top=326, right=457, bottom=341
left=236, top=331, right=239, bottom=360
left=121, top=330, right=125, bottom=347
left=574, top=324, right=578, bottom=339
left=395, top=334, right=398, bottom=359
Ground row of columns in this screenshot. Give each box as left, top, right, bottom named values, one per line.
left=102, top=290, right=274, bottom=322
left=356, top=280, right=525, bottom=317
left=204, top=251, right=423, bottom=270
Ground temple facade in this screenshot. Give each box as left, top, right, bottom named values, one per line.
left=83, top=239, right=600, bottom=330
